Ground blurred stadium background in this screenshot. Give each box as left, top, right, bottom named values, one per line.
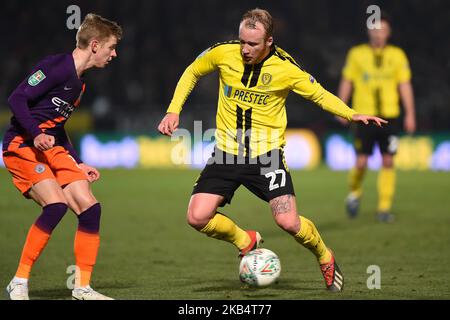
left=1, top=0, right=449, bottom=300
left=1, top=0, right=449, bottom=171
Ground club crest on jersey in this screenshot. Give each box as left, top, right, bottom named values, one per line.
left=35, top=164, right=46, bottom=174
left=261, top=73, right=272, bottom=85
left=309, top=75, right=315, bottom=83
left=28, top=70, right=46, bottom=86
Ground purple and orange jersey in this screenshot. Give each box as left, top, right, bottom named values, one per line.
left=3, top=53, right=86, bottom=163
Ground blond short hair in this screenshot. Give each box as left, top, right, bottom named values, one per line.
left=76, top=13, right=123, bottom=49
left=241, top=8, right=273, bottom=39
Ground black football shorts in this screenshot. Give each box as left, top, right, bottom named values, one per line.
left=192, top=148, right=295, bottom=206
left=353, top=118, right=400, bottom=155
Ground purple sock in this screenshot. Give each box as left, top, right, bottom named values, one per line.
left=77, top=203, right=101, bottom=234
left=34, top=203, right=68, bottom=234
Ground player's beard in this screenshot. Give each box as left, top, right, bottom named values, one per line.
left=243, top=56, right=252, bottom=64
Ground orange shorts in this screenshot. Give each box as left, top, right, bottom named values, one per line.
left=3, top=141, right=87, bottom=197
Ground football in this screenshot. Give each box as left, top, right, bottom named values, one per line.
left=239, top=248, right=281, bottom=287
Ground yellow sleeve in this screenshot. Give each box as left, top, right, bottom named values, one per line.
left=342, top=48, right=358, bottom=81
left=395, top=49, right=411, bottom=83
left=313, top=89, right=358, bottom=120
left=166, top=46, right=221, bottom=114
left=290, top=68, right=357, bottom=120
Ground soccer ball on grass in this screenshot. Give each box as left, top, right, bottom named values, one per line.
left=239, top=248, right=281, bottom=287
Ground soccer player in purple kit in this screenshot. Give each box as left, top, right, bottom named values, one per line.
left=3, top=14, right=122, bottom=300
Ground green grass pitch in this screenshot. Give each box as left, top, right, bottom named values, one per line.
left=1, top=168, right=449, bottom=300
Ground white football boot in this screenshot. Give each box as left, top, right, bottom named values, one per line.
left=6, top=278, right=30, bottom=300
left=72, top=286, right=114, bottom=300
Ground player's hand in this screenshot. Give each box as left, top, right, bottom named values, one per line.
left=404, top=113, right=416, bottom=134
left=34, top=133, right=55, bottom=151
left=79, top=163, right=100, bottom=183
left=335, top=116, right=350, bottom=126
left=158, top=112, right=179, bottom=136
left=351, top=114, right=388, bottom=127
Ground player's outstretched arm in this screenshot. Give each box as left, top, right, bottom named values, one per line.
left=158, top=112, right=180, bottom=136
left=351, top=114, right=388, bottom=127
left=335, top=79, right=353, bottom=126
left=305, top=86, right=387, bottom=128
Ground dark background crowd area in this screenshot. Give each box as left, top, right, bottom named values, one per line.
left=1, top=0, right=449, bottom=135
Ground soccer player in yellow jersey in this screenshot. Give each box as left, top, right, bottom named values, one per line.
left=338, top=15, right=416, bottom=222
left=158, top=8, right=386, bottom=291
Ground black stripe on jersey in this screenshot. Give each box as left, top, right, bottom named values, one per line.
left=286, top=56, right=303, bottom=70
left=373, top=51, right=383, bottom=115
left=236, top=105, right=244, bottom=157
left=210, top=40, right=240, bottom=50
left=374, top=53, right=383, bottom=68
left=244, top=108, right=252, bottom=158
left=241, top=64, right=252, bottom=87
left=274, top=50, right=286, bottom=61
left=249, top=64, right=262, bottom=88
left=242, top=47, right=275, bottom=88
left=274, top=49, right=304, bottom=71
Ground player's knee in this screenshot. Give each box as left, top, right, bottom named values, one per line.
left=274, top=214, right=300, bottom=235
left=70, top=196, right=98, bottom=215
left=186, top=207, right=210, bottom=230
left=77, top=202, right=101, bottom=234
left=79, top=195, right=99, bottom=213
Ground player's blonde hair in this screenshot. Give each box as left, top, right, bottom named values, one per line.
left=76, top=13, right=123, bottom=49
left=241, top=8, right=273, bottom=39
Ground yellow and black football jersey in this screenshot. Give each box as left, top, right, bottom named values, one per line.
left=168, top=41, right=357, bottom=157
left=342, top=44, right=411, bottom=118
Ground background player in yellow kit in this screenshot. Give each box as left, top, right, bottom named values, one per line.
left=158, top=8, right=386, bottom=291
left=337, top=14, right=416, bottom=222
